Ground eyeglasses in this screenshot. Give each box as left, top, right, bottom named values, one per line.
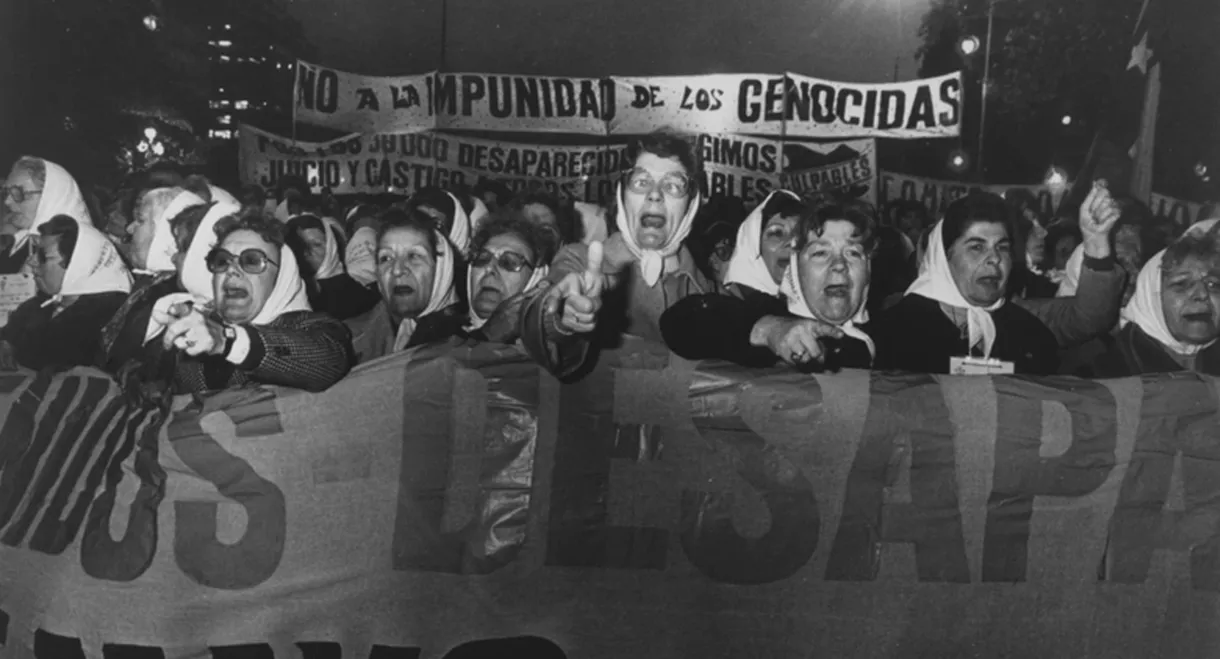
left=3, top=186, right=42, bottom=204
left=470, top=249, right=534, bottom=273
left=626, top=170, right=691, bottom=198
left=206, top=248, right=279, bottom=275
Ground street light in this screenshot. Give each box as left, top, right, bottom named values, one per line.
left=144, top=127, right=157, bottom=141
left=958, top=36, right=981, bottom=56
left=143, top=14, right=159, bottom=31
left=949, top=149, right=970, bottom=174
left=1061, top=115, right=1073, bottom=126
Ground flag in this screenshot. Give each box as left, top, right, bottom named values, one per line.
left=1065, top=0, right=1164, bottom=208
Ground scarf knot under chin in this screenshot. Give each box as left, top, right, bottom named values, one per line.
left=779, top=261, right=875, bottom=359
left=613, top=183, right=701, bottom=287
left=905, top=219, right=1005, bottom=359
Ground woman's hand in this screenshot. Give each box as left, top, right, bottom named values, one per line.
left=1080, top=180, right=1122, bottom=259
left=162, top=307, right=226, bottom=357
left=750, top=316, right=844, bottom=365
left=546, top=241, right=604, bottom=335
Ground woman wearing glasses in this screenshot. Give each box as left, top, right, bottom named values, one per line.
left=154, top=209, right=354, bottom=393
left=521, top=129, right=717, bottom=377
left=0, top=217, right=131, bottom=370
left=1, top=157, right=92, bottom=274
left=345, top=208, right=466, bottom=363
left=460, top=212, right=558, bottom=343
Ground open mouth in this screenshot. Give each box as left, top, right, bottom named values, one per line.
left=223, top=286, right=249, bottom=300
left=640, top=213, right=666, bottom=229
left=977, top=276, right=1001, bottom=287
left=824, top=284, right=850, bottom=298
left=392, top=284, right=415, bottom=297
left=1183, top=312, right=1213, bottom=323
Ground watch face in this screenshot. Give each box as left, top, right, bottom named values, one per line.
left=224, top=326, right=237, bottom=339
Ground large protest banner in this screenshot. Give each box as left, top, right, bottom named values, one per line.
left=295, top=61, right=435, bottom=135
left=292, top=59, right=963, bottom=140
left=610, top=73, right=961, bottom=139
left=239, top=124, right=626, bottom=203
left=4, top=341, right=1220, bottom=658
left=430, top=73, right=614, bottom=135
left=880, top=171, right=1213, bottom=226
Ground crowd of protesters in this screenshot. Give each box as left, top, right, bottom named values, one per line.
left=1, top=127, right=1216, bottom=401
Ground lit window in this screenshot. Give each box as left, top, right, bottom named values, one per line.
left=219, top=55, right=230, bottom=62
left=209, top=129, right=233, bottom=140
left=217, top=40, right=232, bottom=47
left=208, top=40, right=218, bottom=46
left=218, top=115, right=232, bottom=125
left=276, top=63, right=282, bottom=69
left=234, top=100, right=249, bottom=110
left=224, top=24, right=232, bottom=30
left=208, top=100, right=223, bottom=109
left=218, top=87, right=225, bottom=93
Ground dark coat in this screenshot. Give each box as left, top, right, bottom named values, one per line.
left=1091, top=323, right=1220, bottom=378
left=308, top=273, right=382, bottom=321
left=870, top=294, right=1060, bottom=375
left=2, top=291, right=127, bottom=371
left=174, top=310, right=355, bottom=394
left=346, top=301, right=466, bottom=364
left=660, top=284, right=873, bottom=371
left=96, top=272, right=181, bottom=375
left=0, top=241, right=32, bottom=275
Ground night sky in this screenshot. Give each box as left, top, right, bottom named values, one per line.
left=281, top=0, right=929, bottom=82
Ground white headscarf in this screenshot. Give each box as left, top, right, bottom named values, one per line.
left=208, top=184, right=240, bottom=209
left=10, top=157, right=92, bottom=255
left=906, top=219, right=1005, bottom=359
left=441, top=191, right=472, bottom=253
left=469, top=196, right=490, bottom=235
left=345, top=225, right=378, bottom=286
left=778, top=259, right=875, bottom=358
left=144, top=199, right=241, bottom=343
left=40, top=223, right=132, bottom=308
left=724, top=190, right=801, bottom=296
left=274, top=199, right=292, bottom=223
left=393, top=229, right=459, bottom=351
left=465, top=260, right=549, bottom=331
left=145, top=189, right=206, bottom=273
left=314, top=216, right=346, bottom=280
left=613, top=183, right=701, bottom=287
left=1120, top=218, right=1220, bottom=356
left=250, top=244, right=312, bottom=325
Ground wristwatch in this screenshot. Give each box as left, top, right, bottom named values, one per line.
left=222, top=325, right=238, bottom=357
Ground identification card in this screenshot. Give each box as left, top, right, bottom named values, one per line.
left=949, top=355, right=1015, bottom=375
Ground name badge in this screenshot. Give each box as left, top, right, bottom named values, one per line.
left=949, top=356, right=1015, bottom=375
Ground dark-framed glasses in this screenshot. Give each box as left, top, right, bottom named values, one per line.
left=470, top=249, right=534, bottom=273
left=626, top=170, right=690, bottom=198
left=3, top=186, right=42, bottom=204
left=206, top=248, right=279, bottom=275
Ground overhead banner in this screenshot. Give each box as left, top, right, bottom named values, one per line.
left=293, top=59, right=963, bottom=140
left=611, top=74, right=789, bottom=136
left=4, top=343, right=1220, bottom=658
left=430, top=73, right=614, bottom=134
left=239, top=124, right=625, bottom=203
left=295, top=61, right=435, bottom=134
left=879, top=172, right=1212, bottom=226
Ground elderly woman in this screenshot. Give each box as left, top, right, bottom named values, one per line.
left=521, top=130, right=715, bottom=377
left=286, top=213, right=380, bottom=320
left=345, top=209, right=465, bottom=363
left=1093, top=219, right=1220, bottom=376
left=662, top=200, right=874, bottom=370
left=156, top=210, right=353, bottom=393
left=870, top=192, right=1060, bottom=375
left=1, top=157, right=92, bottom=274
left=0, top=218, right=131, bottom=370
left=461, top=212, right=557, bottom=343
